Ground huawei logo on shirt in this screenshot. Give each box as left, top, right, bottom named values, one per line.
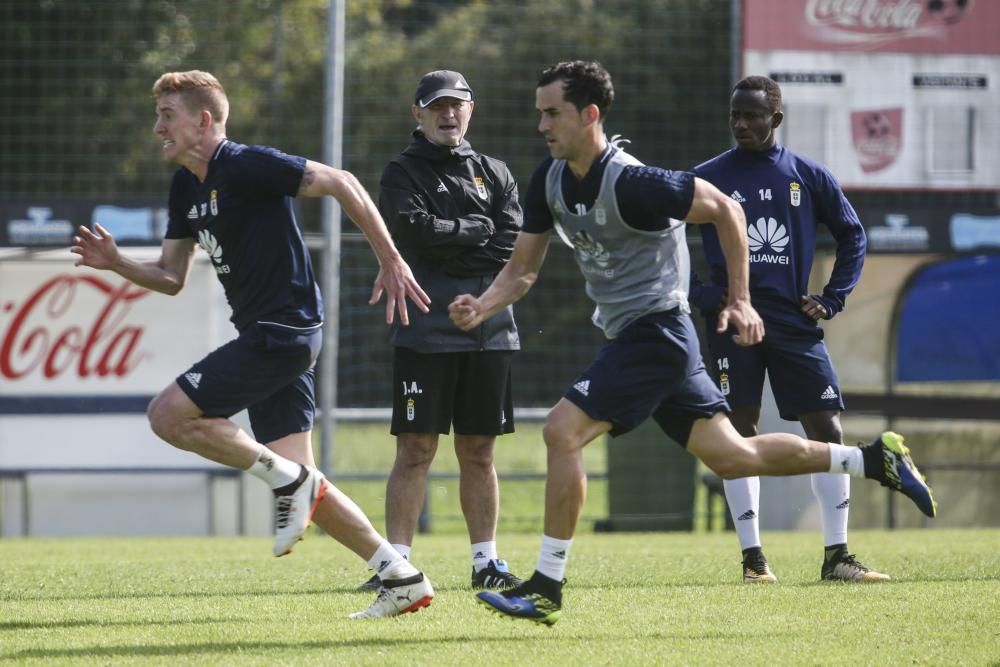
left=748, top=217, right=790, bottom=266
left=198, top=229, right=231, bottom=275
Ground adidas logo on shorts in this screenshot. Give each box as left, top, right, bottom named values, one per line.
left=572, top=380, right=590, bottom=396
left=820, top=385, right=838, bottom=400
left=184, top=372, right=202, bottom=389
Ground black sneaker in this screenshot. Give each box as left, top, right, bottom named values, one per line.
left=471, top=558, right=523, bottom=590
left=742, top=548, right=777, bottom=583
left=356, top=572, right=381, bottom=592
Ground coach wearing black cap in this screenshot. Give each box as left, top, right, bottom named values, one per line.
left=355, top=70, right=524, bottom=593
left=414, top=69, right=473, bottom=107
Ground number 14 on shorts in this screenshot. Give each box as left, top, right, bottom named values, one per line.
left=717, top=357, right=730, bottom=395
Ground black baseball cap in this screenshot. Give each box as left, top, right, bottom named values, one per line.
left=414, top=70, right=473, bottom=107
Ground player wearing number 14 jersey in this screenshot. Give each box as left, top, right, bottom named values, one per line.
left=690, top=75, right=886, bottom=583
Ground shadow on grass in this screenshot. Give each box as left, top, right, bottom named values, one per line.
left=0, top=617, right=244, bottom=632
left=0, top=587, right=345, bottom=603
left=4, top=629, right=786, bottom=660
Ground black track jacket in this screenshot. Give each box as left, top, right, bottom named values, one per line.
left=379, top=131, right=521, bottom=352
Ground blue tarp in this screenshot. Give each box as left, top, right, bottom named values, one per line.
left=897, top=254, right=1000, bottom=382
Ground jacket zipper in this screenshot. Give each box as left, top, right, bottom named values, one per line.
left=478, top=274, right=487, bottom=350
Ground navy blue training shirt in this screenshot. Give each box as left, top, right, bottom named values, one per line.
left=522, top=146, right=695, bottom=233
left=165, top=140, right=323, bottom=332
left=691, top=144, right=866, bottom=330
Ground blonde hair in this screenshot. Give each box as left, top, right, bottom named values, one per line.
left=152, top=70, right=229, bottom=126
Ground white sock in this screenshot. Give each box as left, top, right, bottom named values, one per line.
left=390, top=543, right=411, bottom=561
left=368, top=540, right=419, bottom=581
left=471, top=541, right=498, bottom=571
left=724, top=476, right=762, bottom=551
left=535, top=535, right=572, bottom=582
left=246, top=445, right=301, bottom=490
left=827, top=443, right=865, bottom=477
left=811, top=472, right=850, bottom=547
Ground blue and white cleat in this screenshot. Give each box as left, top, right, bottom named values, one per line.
left=867, top=431, right=937, bottom=518
left=476, top=582, right=562, bottom=626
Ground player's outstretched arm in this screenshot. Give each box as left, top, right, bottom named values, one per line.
left=684, top=177, right=763, bottom=346
left=299, top=159, right=430, bottom=325
left=449, top=230, right=549, bottom=331
left=71, top=224, right=196, bottom=296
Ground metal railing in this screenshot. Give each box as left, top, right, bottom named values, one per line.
left=0, top=467, right=244, bottom=537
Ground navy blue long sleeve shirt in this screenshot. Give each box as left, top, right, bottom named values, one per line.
left=691, top=144, right=866, bottom=331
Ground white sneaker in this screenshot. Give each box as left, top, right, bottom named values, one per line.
left=273, top=466, right=326, bottom=557
left=348, top=573, right=434, bottom=619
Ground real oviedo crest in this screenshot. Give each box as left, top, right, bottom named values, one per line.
left=473, top=177, right=488, bottom=200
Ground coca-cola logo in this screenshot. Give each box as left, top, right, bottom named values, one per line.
left=804, top=0, right=973, bottom=46
left=1, top=275, right=150, bottom=380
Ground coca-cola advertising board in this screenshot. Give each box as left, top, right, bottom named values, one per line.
left=743, top=0, right=1000, bottom=190
left=0, top=250, right=235, bottom=468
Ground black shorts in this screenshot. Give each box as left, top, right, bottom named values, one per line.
left=176, top=322, right=322, bottom=444
left=564, top=309, right=729, bottom=447
left=391, top=347, right=515, bottom=436
left=705, top=319, right=844, bottom=420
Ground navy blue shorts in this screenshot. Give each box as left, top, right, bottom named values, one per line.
left=564, top=309, right=729, bottom=447
left=391, top=347, right=515, bottom=436
left=176, top=322, right=322, bottom=444
left=705, top=317, right=844, bottom=421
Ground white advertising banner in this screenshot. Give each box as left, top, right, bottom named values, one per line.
left=743, top=0, right=1000, bottom=190
left=0, top=249, right=235, bottom=468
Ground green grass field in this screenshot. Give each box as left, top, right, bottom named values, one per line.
left=318, top=420, right=997, bottom=534
left=1, top=529, right=997, bottom=665
left=324, top=422, right=611, bottom=534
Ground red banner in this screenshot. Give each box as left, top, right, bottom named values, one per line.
left=745, top=0, right=999, bottom=54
